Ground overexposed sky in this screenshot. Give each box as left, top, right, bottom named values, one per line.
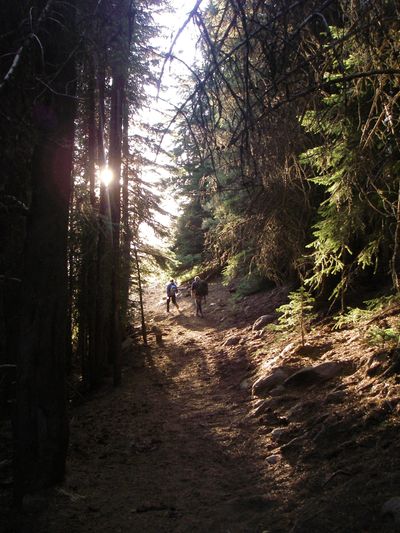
left=139, top=1, right=203, bottom=247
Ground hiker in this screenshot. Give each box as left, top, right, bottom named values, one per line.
left=166, top=279, right=179, bottom=313
left=191, top=276, right=208, bottom=317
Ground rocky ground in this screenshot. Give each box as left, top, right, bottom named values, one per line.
left=3, top=279, right=400, bottom=532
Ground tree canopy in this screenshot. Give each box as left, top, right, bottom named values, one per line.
left=170, top=0, right=400, bottom=306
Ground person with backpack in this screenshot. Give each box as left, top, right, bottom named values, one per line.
left=191, top=276, right=208, bottom=317
left=166, top=279, right=179, bottom=313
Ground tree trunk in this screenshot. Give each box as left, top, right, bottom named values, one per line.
left=108, top=70, right=124, bottom=386
left=66, top=232, right=74, bottom=375
left=87, top=60, right=99, bottom=387
left=391, top=181, right=400, bottom=293
left=120, top=93, right=132, bottom=332
left=94, top=67, right=112, bottom=387
left=15, top=1, right=77, bottom=498
left=77, top=58, right=99, bottom=388
left=134, top=247, right=147, bottom=346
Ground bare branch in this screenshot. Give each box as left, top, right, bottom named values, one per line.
left=157, top=0, right=205, bottom=95
left=0, top=0, right=55, bottom=93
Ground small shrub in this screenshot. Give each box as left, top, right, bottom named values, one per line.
left=333, top=307, right=372, bottom=330
left=334, top=295, right=400, bottom=330
left=366, top=325, right=400, bottom=350
left=235, top=273, right=270, bottom=297
left=272, top=286, right=316, bottom=346
left=222, top=251, right=248, bottom=285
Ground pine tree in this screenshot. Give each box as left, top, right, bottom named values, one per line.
left=300, top=12, right=400, bottom=303
left=275, top=287, right=316, bottom=346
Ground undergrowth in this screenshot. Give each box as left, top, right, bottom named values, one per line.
left=333, top=295, right=400, bottom=330
left=269, top=286, right=316, bottom=346
left=234, top=274, right=271, bottom=298
left=334, top=294, right=400, bottom=350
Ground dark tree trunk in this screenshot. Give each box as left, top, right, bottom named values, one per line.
left=88, top=58, right=97, bottom=209
left=391, top=181, right=400, bottom=292
left=133, top=247, right=147, bottom=346
left=77, top=58, right=99, bottom=388
left=108, top=70, right=124, bottom=386
left=87, top=58, right=99, bottom=386
left=77, top=255, right=89, bottom=385
left=94, top=68, right=112, bottom=388
left=120, top=94, right=132, bottom=332
left=66, top=234, right=74, bottom=375
left=15, top=1, right=77, bottom=498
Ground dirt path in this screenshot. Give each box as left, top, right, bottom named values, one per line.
left=11, top=280, right=400, bottom=532
left=34, top=282, right=284, bottom=533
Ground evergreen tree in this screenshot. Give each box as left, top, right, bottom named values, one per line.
left=301, top=8, right=400, bottom=303
left=0, top=0, right=168, bottom=496
left=275, top=286, right=316, bottom=346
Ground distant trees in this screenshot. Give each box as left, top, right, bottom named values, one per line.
left=171, top=0, right=400, bottom=304
left=0, top=0, right=165, bottom=498
left=170, top=127, right=211, bottom=272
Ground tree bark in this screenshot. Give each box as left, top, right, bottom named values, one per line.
left=87, top=59, right=99, bottom=387
left=134, top=247, right=147, bottom=346
left=15, top=0, right=77, bottom=498
left=391, top=181, right=400, bottom=293
left=94, top=66, right=112, bottom=387
left=77, top=57, right=99, bottom=388
left=108, top=70, right=124, bottom=386
left=120, top=94, right=132, bottom=331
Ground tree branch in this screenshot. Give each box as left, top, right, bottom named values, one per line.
left=0, top=0, right=55, bottom=92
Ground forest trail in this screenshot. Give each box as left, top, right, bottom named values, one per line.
left=15, top=280, right=400, bottom=532
left=33, top=281, right=285, bottom=533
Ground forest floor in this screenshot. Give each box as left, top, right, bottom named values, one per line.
left=3, top=278, right=400, bottom=532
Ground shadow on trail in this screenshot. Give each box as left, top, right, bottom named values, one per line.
left=138, top=282, right=400, bottom=532
left=167, top=313, right=211, bottom=332
left=123, top=342, right=278, bottom=533
left=34, top=332, right=277, bottom=533
left=151, top=298, right=400, bottom=532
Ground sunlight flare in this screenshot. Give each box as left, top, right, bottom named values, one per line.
left=100, top=166, right=113, bottom=187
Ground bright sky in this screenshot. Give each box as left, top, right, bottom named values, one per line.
left=139, top=1, right=203, bottom=248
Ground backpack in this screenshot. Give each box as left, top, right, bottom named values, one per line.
left=195, top=280, right=208, bottom=296
left=167, top=283, right=177, bottom=297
